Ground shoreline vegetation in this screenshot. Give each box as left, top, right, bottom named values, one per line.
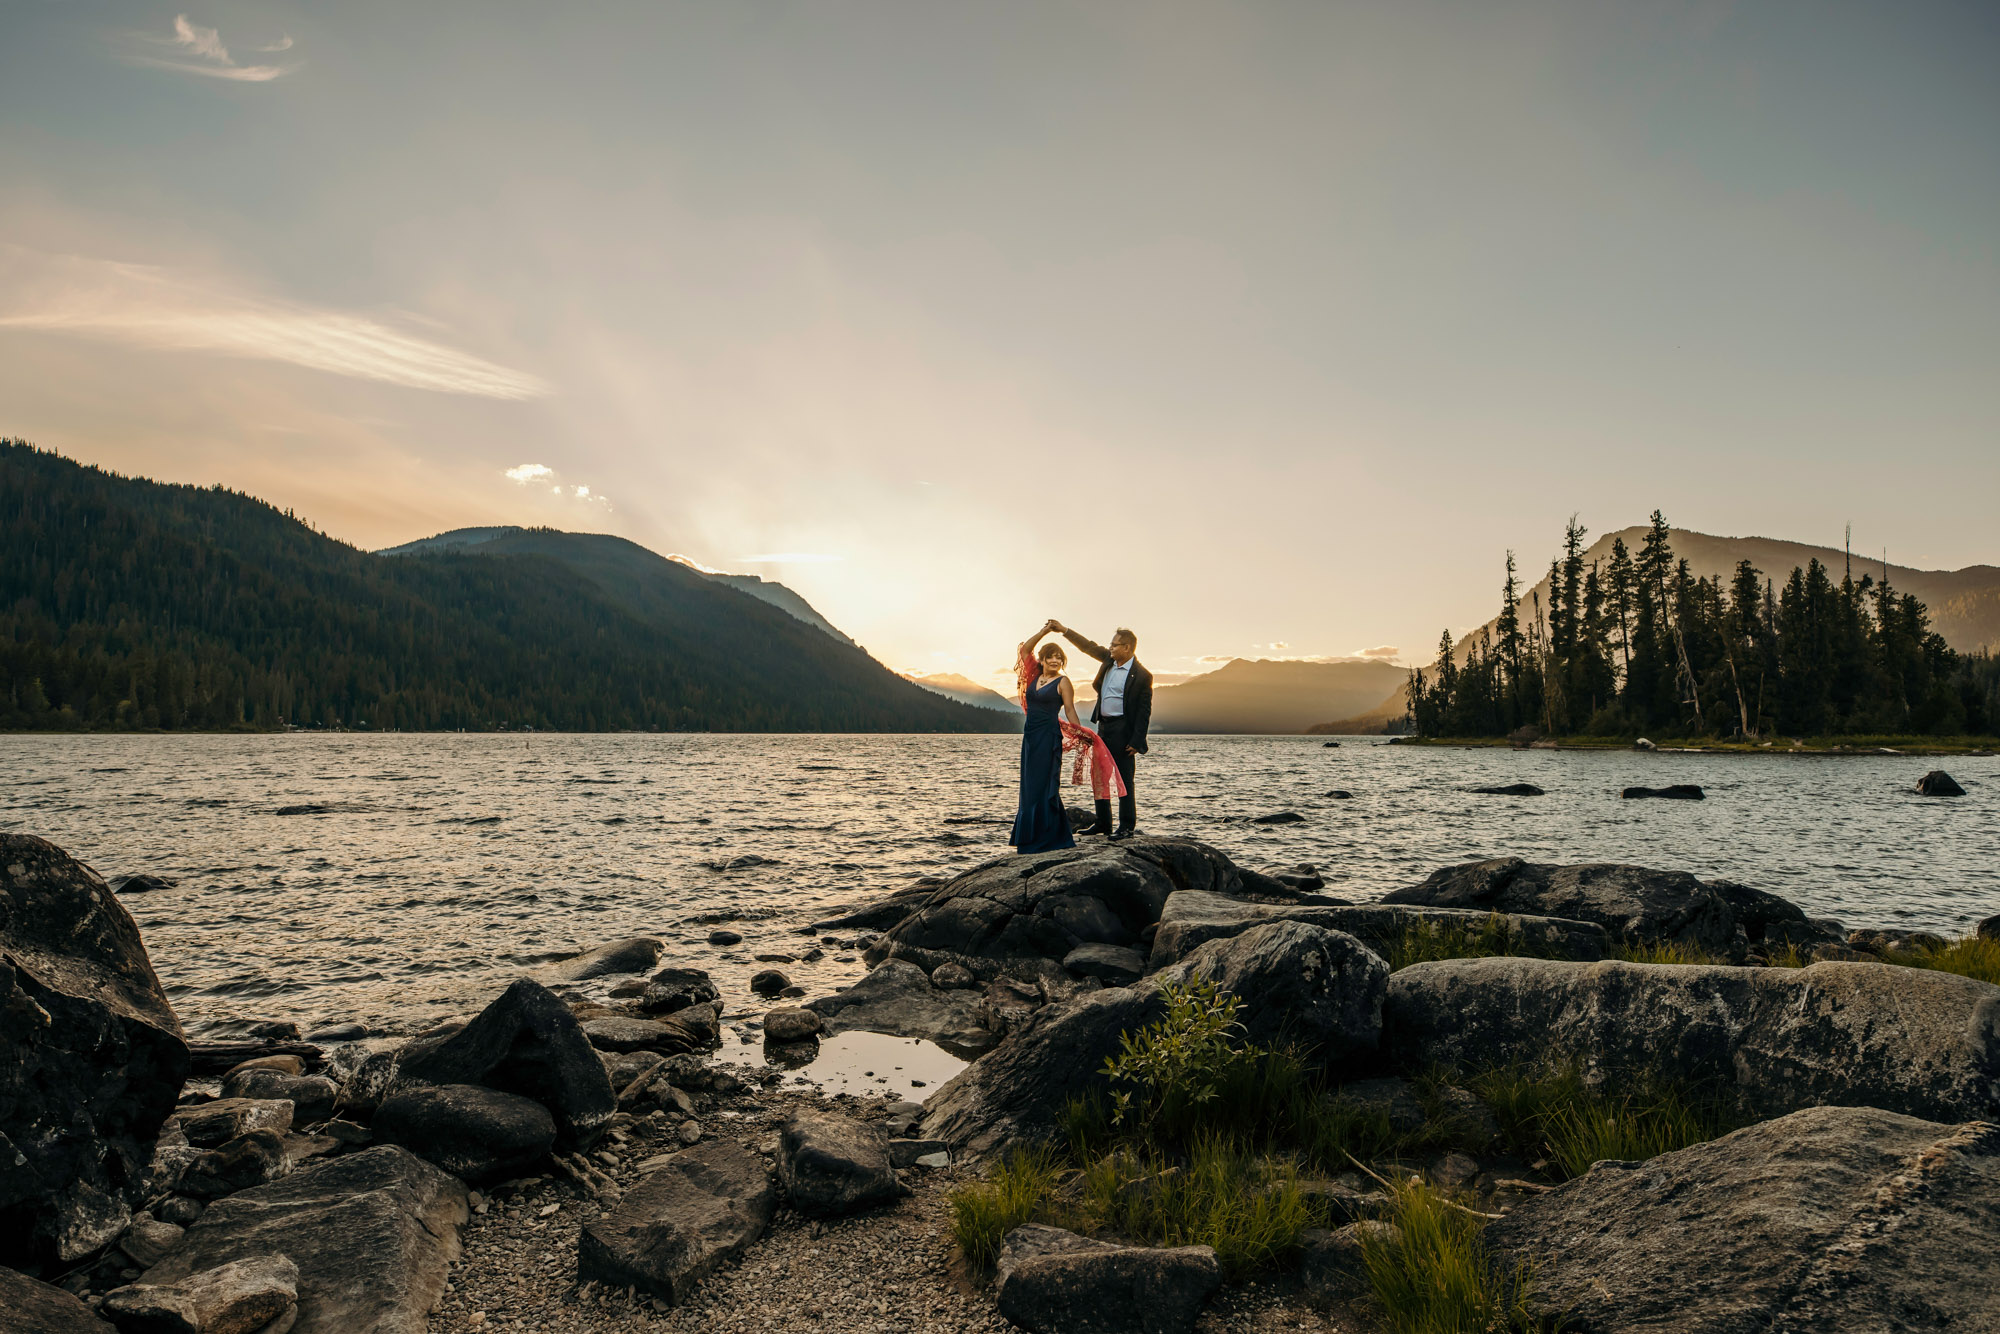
left=1392, top=733, right=1999, bottom=755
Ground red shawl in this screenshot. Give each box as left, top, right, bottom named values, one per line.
left=1018, top=649, right=1129, bottom=801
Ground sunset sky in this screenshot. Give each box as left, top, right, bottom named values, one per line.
left=3, top=2, right=1995, bottom=687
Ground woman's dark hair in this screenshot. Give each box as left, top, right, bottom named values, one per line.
left=1038, top=642, right=1066, bottom=664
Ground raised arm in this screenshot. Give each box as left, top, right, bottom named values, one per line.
left=1055, top=622, right=1109, bottom=663
left=1018, top=618, right=1058, bottom=658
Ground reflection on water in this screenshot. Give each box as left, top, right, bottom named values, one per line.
left=2, top=734, right=1994, bottom=1037
left=714, top=1030, right=967, bottom=1101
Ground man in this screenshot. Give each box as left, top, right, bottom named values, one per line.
left=1052, top=622, right=1152, bottom=839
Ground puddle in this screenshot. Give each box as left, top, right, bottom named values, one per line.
left=713, top=1029, right=967, bottom=1101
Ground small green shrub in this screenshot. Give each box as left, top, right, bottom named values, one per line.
left=1384, top=913, right=1555, bottom=971
left=1884, top=935, right=2000, bottom=986
left=1361, top=1176, right=1542, bottom=1333
left=1102, top=979, right=1261, bottom=1137
left=948, top=1145, right=1063, bottom=1271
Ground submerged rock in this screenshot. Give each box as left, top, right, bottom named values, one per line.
left=994, top=1224, right=1221, bottom=1334
left=1146, top=889, right=1606, bottom=969
left=1470, top=783, right=1544, bottom=796
left=1382, top=956, right=2000, bottom=1123
left=805, top=959, right=999, bottom=1059
left=0, top=833, right=191, bottom=1265
left=576, top=1140, right=775, bottom=1305
left=777, top=1111, right=908, bottom=1218
left=1621, top=784, right=1704, bottom=800
left=1250, top=811, right=1306, bottom=824
left=1488, top=1106, right=2000, bottom=1333
left=392, top=979, right=615, bottom=1148
left=371, top=1085, right=555, bottom=1186
left=533, top=937, right=663, bottom=983
left=137, top=1146, right=466, bottom=1334
left=1916, top=769, right=1967, bottom=797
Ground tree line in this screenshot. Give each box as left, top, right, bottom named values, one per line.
left=1407, top=512, right=2000, bottom=740
left=0, top=440, right=1011, bottom=734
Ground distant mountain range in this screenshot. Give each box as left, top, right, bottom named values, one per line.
left=0, top=442, right=1011, bottom=733
left=906, top=673, right=1023, bottom=716
left=1150, top=658, right=1411, bottom=734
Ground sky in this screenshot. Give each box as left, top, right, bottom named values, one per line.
left=2, top=1, right=1996, bottom=688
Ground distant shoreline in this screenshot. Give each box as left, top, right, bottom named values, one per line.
left=1389, top=735, right=1999, bottom=757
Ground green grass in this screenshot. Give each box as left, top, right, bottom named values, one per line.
left=1384, top=912, right=1562, bottom=972
left=1360, top=1176, right=1545, bottom=1334
left=1608, top=939, right=1728, bottom=966
left=1466, top=1063, right=1738, bottom=1179
left=1883, top=935, right=2000, bottom=986
left=948, top=1145, right=1065, bottom=1271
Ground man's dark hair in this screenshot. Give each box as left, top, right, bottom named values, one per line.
left=1113, top=628, right=1137, bottom=648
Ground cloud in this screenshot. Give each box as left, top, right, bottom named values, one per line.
left=0, top=246, right=549, bottom=398
left=1357, top=645, right=1400, bottom=659
left=737, top=552, right=843, bottom=564
left=502, top=461, right=609, bottom=508
left=122, top=15, right=300, bottom=82
left=504, top=463, right=554, bottom=483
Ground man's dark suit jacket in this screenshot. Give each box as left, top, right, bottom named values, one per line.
left=1061, top=630, right=1154, bottom=755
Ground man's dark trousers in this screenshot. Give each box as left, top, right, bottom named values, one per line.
left=1093, top=716, right=1139, bottom=835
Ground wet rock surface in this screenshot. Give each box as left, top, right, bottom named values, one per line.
left=1470, top=783, right=1543, bottom=796
left=1489, top=1106, right=2000, bottom=1333
left=806, top=959, right=999, bottom=1058
left=1384, top=956, right=2000, bottom=1122
left=576, top=1140, right=776, bottom=1304
left=1916, top=769, right=1966, bottom=797
left=372, top=1085, right=557, bottom=1186
left=534, top=938, right=664, bottom=984
left=777, top=1110, right=907, bottom=1218
left=0, top=833, right=191, bottom=1265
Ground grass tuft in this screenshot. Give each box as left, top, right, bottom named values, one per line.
left=1608, top=939, right=1728, bottom=966
left=1384, top=912, right=1559, bottom=971
left=948, top=1145, right=1063, bottom=1271
left=1360, top=1176, right=1543, bottom=1334
left=1466, top=1063, right=1737, bottom=1179
left=1883, top=935, right=2000, bottom=986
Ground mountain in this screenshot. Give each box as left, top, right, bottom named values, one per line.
left=907, top=673, right=1022, bottom=715
left=0, top=441, right=1013, bottom=733
left=1305, top=683, right=1412, bottom=735
left=380, top=527, right=858, bottom=646
left=1150, top=658, right=1411, bottom=734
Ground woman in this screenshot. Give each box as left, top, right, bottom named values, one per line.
left=1010, top=620, right=1126, bottom=853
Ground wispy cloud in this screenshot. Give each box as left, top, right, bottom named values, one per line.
left=121, top=15, right=300, bottom=82
left=736, top=552, right=843, bottom=564
left=0, top=246, right=549, bottom=399
left=502, top=462, right=609, bottom=508
left=1356, top=645, right=1400, bottom=660
left=504, top=463, right=554, bottom=483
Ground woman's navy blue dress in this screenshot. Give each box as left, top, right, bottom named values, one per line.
left=1010, top=675, right=1075, bottom=853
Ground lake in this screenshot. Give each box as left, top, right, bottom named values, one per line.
left=4, top=733, right=1993, bottom=1037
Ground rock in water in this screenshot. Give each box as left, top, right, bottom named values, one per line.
left=805, top=959, right=999, bottom=1059
left=1250, top=811, right=1306, bottom=824
left=392, top=978, right=615, bottom=1147
left=1621, top=784, right=1704, bottom=799
left=994, top=1225, right=1221, bottom=1334
left=1381, top=857, right=1778, bottom=952
left=137, top=1146, right=467, bottom=1334
left=1154, top=921, right=1386, bottom=1059
left=1980, top=914, right=2000, bottom=943
left=808, top=887, right=935, bottom=933
left=0, top=833, right=191, bottom=1266
left=104, top=1253, right=299, bottom=1334
left=748, top=968, right=790, bottom=996
left=1488, top=1106, right=2000, bottom=1333
left=532, top=937, right=664, bottom=983
left=576, top=1140, right=776, bottom=1304
left=579, top=1017, right=704, bottom=1055
left=777, top=1111, right=907, bottom=1218
left=371, top=1086, right=555, bottom=1186
left=760, top=1007, right=822, bottom=1044
left=1383, top=957, right=2000, bottom=1123
left=1470, top=783, right=1544, bottom=796
left=1916, top=770, right=1967, bottom=797
left=0, top=1265, right=117, bottom=1333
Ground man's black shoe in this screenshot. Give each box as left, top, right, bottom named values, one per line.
left=1109, top=827, right=1137, bottom=842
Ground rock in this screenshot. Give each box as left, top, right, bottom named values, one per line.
left=1916, top=769, right=1967, bottom=797
left=1488, top=1106, right=2000, bottom=1333
left=1322, top=740, right=1341, bottom=748
left=600, top=1049, right=666, bottom=1090
left=1250, top=811, right=1305, bottom=824
left=370, top=1086, right=555, bottom=1186
left=808, top=888, right=936, bottom=934
left=1146, top=889, right=1606, bottom=969
left=1621, top=784, right=1705, bottom=799
left=1064, top=942, right=1146, bottom=985
left=1633, top=737, right=1656, bottom=750
left=328, top=1044, right=400, bottom=1118
left=806, top=959, right=999, bottom=1059
left=1383, top=956, right=2000, bottom=1123
left=392, top=979, right=615, bottom=1148
left=576, top=1140, right=775, bottom=1304
left=105, top=1254, right=299, bottom=1334
left=994, top=1225, right=1221, bottom=1334
left=174, top=1100, right=296, bottom=1149
left=138, top=1147, right=463, bottom=1334
left=1299, top=1221, right=1396, bottom=1306
left=635, top=967, right=719, bottom=1016
left=705, top=930, right=743, bottom=946
left=1980, top=914, right=2000, bottom=943
left=888, top=1138, right=952, bottom=1168
left=1381, top=857, right=1792, bottom=951
left=1158, top=921, right=1387, bottom=1058
left=533, top=937, right=663, bottom=983
left=748, top=969, right=790, bottom=996
left=760, top=1007, right=822, bottom=1044
left=1470, top=783, right=1544, bottom=796
left=1330, top=1077, right=1430, bottom=1136
left=219, top=1071, right=338, bottom=1124
left=154, top=1196, right=205, bottom=1227
left=178, top=1132, right=291, bottom=1199
left=118, top=1215, right=186, bottom=1268
left=0, top=833, right=191, bottom=1265
left=0, top=1265, right=119, bottom=1333
left=302, top=1024, right=366, bottom=1044
left=110, top=874, right=177, bottom=895
left=185, top=1042, right=322, bottom=1077
left=1324, top=789, right=1353, bottom=799
left=930, top=962, right=976, bottom=990
left=777, top=1111, right=908, bottom=1217
left=579, top=1017, right=703, bottom=1055
left=224, top=1055, right=305, bottom=1078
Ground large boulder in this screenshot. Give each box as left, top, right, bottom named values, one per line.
left=994, top=1225, right=1221, bottom=1334
left=862, top=839, right=1256, bottom=979
left=1382, top=857, right=1807, bottom=951
left=392, top=979, right=615, bottom=1147
left=1488, top=1106, right=2000, bottom=1333
left=371, top=1086, right=555, bottom=1186
left=805, top=959, right=1000, bottom=1059
left=809, top=885, right=939, bottom=933
left=0, top=834, right=191, bottom=1265
left=1154, top=921, right=1386, bottom=1060
left=576, top=1141, right=776, bottom=1304
left=1145, top=889, right=1607, bottom=969
left=0, top=1265, right=118, bottom=1333
left=137, top=1146, right=467, bottom=1334
left=532, top=937, right=663, bottom=983
left=1383, top=957, right=2000, bottom=1123
left=777, top=1111, right=907, bottom=1218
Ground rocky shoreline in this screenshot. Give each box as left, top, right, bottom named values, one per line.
left=4, top=827, right=1997, bottom=1334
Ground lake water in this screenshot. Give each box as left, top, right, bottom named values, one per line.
left=3, top=734, right=1994, bottom=1038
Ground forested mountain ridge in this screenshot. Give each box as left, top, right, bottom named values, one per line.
left=0, top=441, right=1013, bottom=733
